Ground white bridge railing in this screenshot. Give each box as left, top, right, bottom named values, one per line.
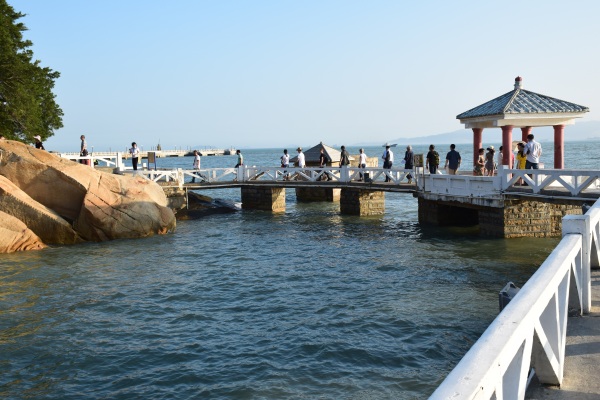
left=430, top=199, right=600, bottom=399
left=419, top=167, right=600, bottom=198
left=59, top=152, right=126, bottom=170
left=130, top=166, right=418, bottom=188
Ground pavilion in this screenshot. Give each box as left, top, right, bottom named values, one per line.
left=456, top=77, right=589, bottom=169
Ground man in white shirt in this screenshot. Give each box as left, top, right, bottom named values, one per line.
left=358, top=148, right=367, bottom=181
left=524, top=134, right=542, bottom=169
left=382, top=144, right=394, bottom=182
left=296, top=147, right=306, bottom=168
left=191, top=150, right=201, bottom=183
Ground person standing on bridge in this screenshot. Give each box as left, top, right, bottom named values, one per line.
left=382, top=143, right=393, bottom=182
left=426, top=144, right=439, bottom=175
left=296, top=147, right=305, bottom=168
left=444, top=144, right=461, bottom=175
left=234, top=149, right=243, bottom=168
left=281, top=149, right=290, bottom=180
left=191, top=150, right=201, bottom=183
left=339, top=145, right=350, bottom=167
left=358, top=148, right=367, bottom=181
left=524, top=134, right=542, bottom=169
left=129, top=142, right=140, bottom=171
left=485, top=146, right=495, bottom=176
left=404, top=145, right=414, bottom=184
left=319, top=148, right=333, bottom=181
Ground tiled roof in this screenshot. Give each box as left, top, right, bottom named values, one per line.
left=457, top=87, right=589, bottom=120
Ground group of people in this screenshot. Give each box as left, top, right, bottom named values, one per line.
left=474, top=134, right=542, bottom=176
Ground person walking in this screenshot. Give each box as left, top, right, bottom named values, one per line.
left=281, top=149, right=290, bottom=180
left=280, top=149, right=289, bottom=168
left=404, top=145, right=414, bottom=183
left=33, top=135, right=45, bottom=150
left=444, top=144, right=461, bottom=175
left=234, top=149, right=243, bottom=168
left=524, top=134, right=542, bottom=169
left=485, top=146, right=495, bottom=176
left=191, top=150, right=201, bottom=183
left=426, top=144, right=439, bottom=174
left=382, top=143, right=393, bottom=182
left=129, top=142, right=140, bottom=171
left=339, top=145, right=350, bottom=166
left=358, top=148, right=367, bottom=181
left=319, top=148, right=332, bottom=181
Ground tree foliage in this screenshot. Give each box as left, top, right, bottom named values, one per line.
left=0, top=0, right=63, bottom=142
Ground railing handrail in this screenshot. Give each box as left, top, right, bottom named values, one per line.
left=430, top=197, right=600, bottom=399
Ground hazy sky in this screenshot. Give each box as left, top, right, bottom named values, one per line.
left=10, top=0, right=600, bottom=152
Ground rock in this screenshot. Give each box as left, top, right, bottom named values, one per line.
left=176, top=192, right=240, bottom=220
left=0, top=140, right=176, bottom=241
left=0, top=175, right=84, bottom=244
left=0, top=210, right=46, bottom=253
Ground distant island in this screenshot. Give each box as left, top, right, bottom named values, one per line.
left=354, top=120, right=600, bottom=146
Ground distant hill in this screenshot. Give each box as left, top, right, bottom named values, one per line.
left=356, top=120, right=600, bottom=146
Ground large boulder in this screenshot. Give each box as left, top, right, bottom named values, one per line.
left=0, top=210, right=46, bottom=253
left=0, top=140, right=176, bottom=241
left=0, top=175, right=83, bottom=244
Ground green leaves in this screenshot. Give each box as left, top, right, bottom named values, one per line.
left=0, top=0, right=63, bottom=142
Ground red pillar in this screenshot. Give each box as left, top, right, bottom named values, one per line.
left=521, top=126, right=532, bottom=142
left=554, top=125, right=564, bottom=169
left=472, top=128, right=483, bottom=174
left=501, top=126, right=513, bottom=168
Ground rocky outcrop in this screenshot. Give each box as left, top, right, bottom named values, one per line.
left=0, top=175, right=83, bottom=244
left=0, top=210, right=46, bottom=253
left=0, top=140, right=176, bottom=247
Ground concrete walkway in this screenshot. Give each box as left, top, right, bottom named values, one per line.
left=527, top=269, right=600, bottom=399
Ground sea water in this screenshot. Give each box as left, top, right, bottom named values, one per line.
left=0, top=141, right=595, bottom=399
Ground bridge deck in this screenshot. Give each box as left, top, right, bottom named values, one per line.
left=176, top=180, right=418, bottom=192
left=526, top=269, right=600, bottom=399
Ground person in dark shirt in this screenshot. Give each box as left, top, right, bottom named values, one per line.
left=404, top=145, right=414, bottom=183
left=426, top=144, right=439, bottom=174
left=444, top=144, right=461, bottom=175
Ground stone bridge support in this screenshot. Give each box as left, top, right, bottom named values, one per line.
left=340, top=188, right=384, bottom=216
left=418, top=196, right=583, bottom=237
left=296, top=187, right=340, bottom=202
left=241, top=187, right=285, bottom=212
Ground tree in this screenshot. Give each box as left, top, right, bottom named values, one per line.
left=0, top=0, right=63, bottom=142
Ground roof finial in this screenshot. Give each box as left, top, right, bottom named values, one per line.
left=514, top=76, right=523, bottom=89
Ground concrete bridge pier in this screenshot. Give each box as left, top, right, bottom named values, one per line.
left=340, top=188, right=385, bottom=216
left=418, top=196, right=583, bottom=238
left=295, top=187, right=340, bottom=202
left=241, top=186, right=286, bottom=212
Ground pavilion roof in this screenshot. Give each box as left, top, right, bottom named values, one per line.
left=456, top=77, right=589, bottom=122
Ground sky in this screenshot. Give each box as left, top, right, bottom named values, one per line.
left=9, top=0, right=600, bottom=152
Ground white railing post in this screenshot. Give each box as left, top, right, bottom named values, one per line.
left=237, top=166, right=244, bottom=182
left=562, top=214, right=591, bottom=313
left=340, top=165, right=349, bottom=182
left=116, top=152, right=124, bottom=172
left=176, top=168, right=184, bottom=189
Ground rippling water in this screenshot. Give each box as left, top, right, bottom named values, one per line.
left=0, top=141, right=589, bottom=399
